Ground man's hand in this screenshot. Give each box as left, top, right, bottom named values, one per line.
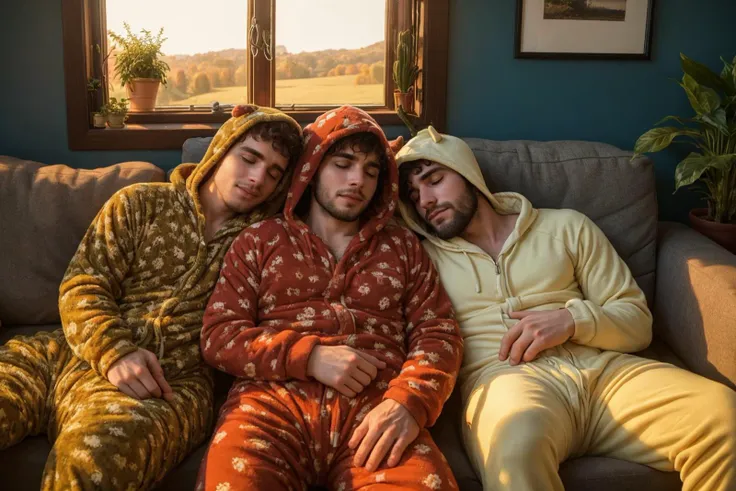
left=307, top=345, right=386, bottom=397
left=349, top=399, right=420, bottom=472
left=107, top=349, right=174, bottom=401
left=499, top=309, right=575, bottom=365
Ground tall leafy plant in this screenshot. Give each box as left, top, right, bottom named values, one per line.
left=108, top=23, right=170, bottom=87
left=393, top=29, right=419, bottom=93
left=635, top=54, right=736, bottom=224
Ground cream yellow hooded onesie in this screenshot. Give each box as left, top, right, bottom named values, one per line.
left=396, top=128, right=736, bottom=491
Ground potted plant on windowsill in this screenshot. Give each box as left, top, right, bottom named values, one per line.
left=87, top=77, right=104, bottom=127
left=393, top=29, right=419, bottom=114
left=109, top=23, right=169, bottom=113
left=92, top=111, right=107, bottom=128
left=102, top=97, right=129, bottom=129
left=635, top=53, right=736, bottom=253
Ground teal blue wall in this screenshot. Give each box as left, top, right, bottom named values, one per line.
left=447, top=0, right=735, bottom=221
left=0, top=1, right=181, bottom=170
left=1, top=0, right=734, bottom=221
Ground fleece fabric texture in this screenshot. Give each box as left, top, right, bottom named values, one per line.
left=0, top=105, right=301, bottom=490
left=198, top=106, right=463, bottom=490
left=395, top=128, right=736, bottom=491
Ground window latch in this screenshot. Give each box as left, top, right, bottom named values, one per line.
left=249, top=15, right=273, bottom=61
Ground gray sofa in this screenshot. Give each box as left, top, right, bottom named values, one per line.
left=1, top=137, right=734, bottom=490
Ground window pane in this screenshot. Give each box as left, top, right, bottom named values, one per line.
left=105, top=0, right=248, bottom=108
left=274, top=0, right=386, bottom=107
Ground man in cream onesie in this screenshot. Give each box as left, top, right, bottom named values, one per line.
left=394, top=127, right=736, bottom=491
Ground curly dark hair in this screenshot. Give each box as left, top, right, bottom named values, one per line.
left=398, top=159, right=427, bottom=204
left=325, top=132, right=386, bottom=165
left=240, top=121, right=303, bottom=166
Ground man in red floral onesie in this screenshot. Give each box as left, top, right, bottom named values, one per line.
left=197, top=106, right=463, bottom=491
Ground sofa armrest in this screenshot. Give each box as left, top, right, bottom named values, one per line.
left=654, top=222, right=736, bottom=390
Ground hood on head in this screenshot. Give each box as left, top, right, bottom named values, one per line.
left=394, top=126, right=503, bottom=246
left=284, top=105, right=400, bottom=241
left=170, top=104, right=302, bottom=220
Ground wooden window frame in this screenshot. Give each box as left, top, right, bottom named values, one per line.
left=62, top=0, right=449, bottom=150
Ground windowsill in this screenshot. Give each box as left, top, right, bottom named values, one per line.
left=69, top=110, right=411, bottom=151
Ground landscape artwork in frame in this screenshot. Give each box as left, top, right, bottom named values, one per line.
left=515, top=0, right=656, bottom=59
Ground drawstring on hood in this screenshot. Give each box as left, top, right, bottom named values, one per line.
left=463, top=251, right=481, bottom=294
left=395, top=126, right=539, bottom=294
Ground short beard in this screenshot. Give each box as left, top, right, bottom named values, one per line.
left=428, top=188, right=478, bottom=240
left=314, top=183, right=366, bottom=223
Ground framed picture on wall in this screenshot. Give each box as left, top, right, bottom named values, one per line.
left=515, top=0, right=656, bottom=60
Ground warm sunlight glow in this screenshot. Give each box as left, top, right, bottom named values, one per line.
left=106, top=0, right=384, bottom=56
left=106, top=0, right=386, bottom=107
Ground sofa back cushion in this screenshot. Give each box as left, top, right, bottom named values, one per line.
left=464, top=139, right=658, bottom=307
left=0, top=157, right=166, bottom=325
left=183, top=137, right=658, bottom=306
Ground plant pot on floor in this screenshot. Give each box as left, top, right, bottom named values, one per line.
left=126, top=78, right=160, bottom=112
left=107, top=114, right=127, bottom=129
left=92, top=113, right=106, bottom=128
left=394, top=88, right=414, bottom=113
left=689, top=208, right=736, bottom=254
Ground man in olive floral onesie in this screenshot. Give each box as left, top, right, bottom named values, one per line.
left=0, top=105, right=302, bottom=490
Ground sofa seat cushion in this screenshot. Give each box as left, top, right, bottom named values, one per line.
left=560, top=457, right=682, bottom=491
left=1, top=326, right=683, bottom=490
left=0, top=157, right=166, bottom=326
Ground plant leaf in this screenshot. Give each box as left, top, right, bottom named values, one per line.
left=634, top=127, right=700, bottom=155
left=682, top=74, right=722, bottom=115
left=681, top=53, right=727, bottom=92
left=699, top=108, right=729, bottom=135
left=655, top=115, right=695, bottom=126
left=720, top=59, right=736, bottom=93
left=675, top=153, right=736, bottom=190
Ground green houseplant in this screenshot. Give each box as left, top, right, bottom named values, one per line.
left=634, top=53, right=736, bottom=253
left=101, top=97, right=129, bottom=129
left=393, top=29, right=420, bottom=113
left=87, top=78, right=106, bottom=128
left=108, top=23, right=169, bottom=112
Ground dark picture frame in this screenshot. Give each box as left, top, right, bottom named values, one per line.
left=515, top=0, right=656, bottom=60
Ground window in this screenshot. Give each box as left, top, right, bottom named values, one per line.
left=63, top=0, right=449, bottom=150
left=273, top=1, right=386, bottom=108
left=105, top=0, right=250, bottom=108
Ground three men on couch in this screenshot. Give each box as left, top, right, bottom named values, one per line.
left=4, top=100, right=733, bottom=490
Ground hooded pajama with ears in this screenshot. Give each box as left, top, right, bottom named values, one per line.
left=197, top=107, right=463, bottom=491
left=395, top=128, right=736, bottom=491
left=0, top=106, right=301, bottom=490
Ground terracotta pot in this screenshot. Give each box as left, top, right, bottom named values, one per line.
left=126, top=78, right=160, bottom=112
left=689, top=208, right=736, bottom=254
left=107, top=114, right=126, bottom=129
left=92, top=113, right=106, bottom=128
left=393, top=88, right=414, bottom=113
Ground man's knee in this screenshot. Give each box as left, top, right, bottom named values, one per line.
left=484, top=407, right=562, bottom=464
left=698, top=382, right=736, bottom=447
left=44, top=430, right=143, bottom=491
